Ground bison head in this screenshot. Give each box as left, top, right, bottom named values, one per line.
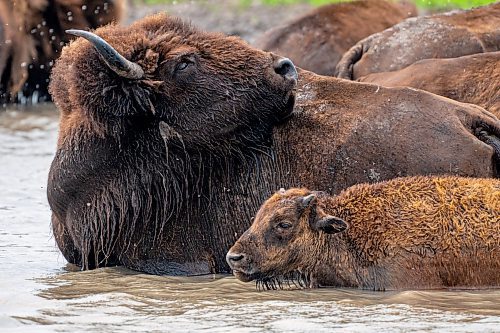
left=52, top=13, right=297, bottom=150
left=226, top=188, right=347, bottom=288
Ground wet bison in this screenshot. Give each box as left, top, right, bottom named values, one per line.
left=48, top=14, right=500, bottom=275
left=254, top=0, right=416, bottom=76
left=358, top=52, right=500, bottom=117
left=227, top=177, right=500, bottom=290
left=0, top=0, right=124, bottom=104
left=335, top=3, right=500, bottom=80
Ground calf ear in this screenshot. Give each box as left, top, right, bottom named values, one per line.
left=314, top=215, right=348, bottom=234
left=299, top=194, right=317, bottom=209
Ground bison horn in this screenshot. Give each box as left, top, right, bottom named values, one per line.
left=66, top=29, right=144, bottom=80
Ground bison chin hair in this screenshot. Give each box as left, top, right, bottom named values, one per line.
left=254, top=270, right=311, bottom=291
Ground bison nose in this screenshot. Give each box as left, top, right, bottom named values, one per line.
left=274, top=58, right=298, bottom=81
left=226, top=251, right=246, bottom=268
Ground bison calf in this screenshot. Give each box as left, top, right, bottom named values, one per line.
left=227, top=177, right=500, bottom=290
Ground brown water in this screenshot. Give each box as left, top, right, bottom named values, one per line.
left=1, top=105, right=499, bottom=333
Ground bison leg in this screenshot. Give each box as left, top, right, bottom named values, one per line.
left=475, top=125, right=500, bottom=171
left=335, top=34, right=374, bottom=80
left=335, top=42, right=364, bottom=79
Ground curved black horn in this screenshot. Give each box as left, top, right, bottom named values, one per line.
left=66, top=29, right=144, bottom=80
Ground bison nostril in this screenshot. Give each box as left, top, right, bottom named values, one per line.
left=226, top=251, right=246, bottom=267
left=274, top=58, right=298, bottom=81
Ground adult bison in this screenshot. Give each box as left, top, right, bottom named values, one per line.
left=358, top=52, right=500, bottom=117
left=255, top=0, right=416, bottom=76
left=335, top=3, right=500, bottom=80
left=0, top=0, right=125, bottom=104
left=48, top=14, right=500, bottom=275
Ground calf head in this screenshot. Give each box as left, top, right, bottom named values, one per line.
left=51, top=13, right=297, bottom=149
left=226, top=188, right=347, bottom=286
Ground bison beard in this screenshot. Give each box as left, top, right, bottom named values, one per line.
left=48, top=14, right=500, bottom=275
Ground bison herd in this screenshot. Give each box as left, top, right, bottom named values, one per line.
left=4, top=0, right=496, bottom=290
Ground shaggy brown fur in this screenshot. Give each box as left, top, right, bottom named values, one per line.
left=48, top=14, right=500, bottom=275
left=358, top=52, right=500, bottom=117
left=48, top=13, right=297, bottom=271
left=0, top=0, right=124, bottom=104
left=0, top=0, right=38, bottom=100
left=227, top=177, right=500, bottom=290
left=254, top=0, right=416, bottom=76
left=335, top=3, right=500, bottom=80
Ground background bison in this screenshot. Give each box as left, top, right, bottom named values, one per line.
left=0, top=0, right=125, bottom=104
left=358, top=52, right=500, bottom=117
left=335, top=2, right=500, bottom=80
left=228, top=177, right=500, bottom=290
left=48, top=13, right=500, bottom=275
left=254, top=0, right=416, bottom=76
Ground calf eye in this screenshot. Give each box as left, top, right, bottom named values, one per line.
left=277, top=222, right=292, bottom=229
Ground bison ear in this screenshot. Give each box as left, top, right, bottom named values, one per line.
left=299, top=194, right=317, bottom=209
left=313, top=215, right=348, bottom=234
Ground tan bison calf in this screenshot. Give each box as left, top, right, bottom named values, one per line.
left=255, top=0, right=416, bottom=76
left=358, top=52, right=500, bottom=117
left=227, top=177, right=500, bottom=290
left=336, top=2, right=500, bottom=80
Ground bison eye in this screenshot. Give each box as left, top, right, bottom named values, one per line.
left=175, top=61, right=190, bottom=72
left=277, top=222, right=292, bottom=229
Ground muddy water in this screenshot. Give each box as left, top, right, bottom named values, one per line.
left=1, top=106, right=499, bottom=333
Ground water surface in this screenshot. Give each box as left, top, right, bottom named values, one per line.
left=0, top=106, right=499, bottom=332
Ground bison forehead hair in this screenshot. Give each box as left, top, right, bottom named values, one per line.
left=227, top=188, right=322, bottom=285
left=227, top=188, right=346, bottom=287
left=50, top=13, right=296, bottom=150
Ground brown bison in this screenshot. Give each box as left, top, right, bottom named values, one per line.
left=254, top=0, right=416, bottom=76
left=335, top=3, right=500, bottom=80
left=48, top=13, right=500, bottom=275
left=227, top=177, right=500, bottom=290
left=357, top=52, right=500, bottom=117
left=0, top=0, right=124, bottom=104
